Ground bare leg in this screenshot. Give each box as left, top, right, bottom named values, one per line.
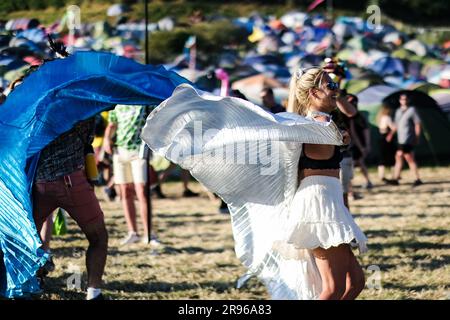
left=134, top=182, right=149, bottom=238
left=378, top=165, right=385, bottom=180
left=404, top=152, right=420, bottom=180
left=313, top=244, right=351, bottom=300
left=120, top=183, right=138, bottom=234
left=40, top=214, right=54, bottom=252
left=341, top=249, right=365, bottom=300
left=393, top=150, right=404, bottom=180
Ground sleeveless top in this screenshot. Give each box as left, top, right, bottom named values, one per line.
left=299, top=145, right=343, bottom=170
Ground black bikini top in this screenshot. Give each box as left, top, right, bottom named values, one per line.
left=299, top=145, right=343, bottom=170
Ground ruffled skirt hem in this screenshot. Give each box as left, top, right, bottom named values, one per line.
left=282, top=175, right=368, bottom=256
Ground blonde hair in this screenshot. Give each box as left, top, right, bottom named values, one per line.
left=287, top=67, right=327, bottom=116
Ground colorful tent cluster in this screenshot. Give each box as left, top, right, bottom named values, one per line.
left=0, top=6, right=449, bottom=298
left=1, top=8, right=449, bottom=111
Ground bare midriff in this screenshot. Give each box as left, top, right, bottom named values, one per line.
left=300, top=168, right=340, bottom=180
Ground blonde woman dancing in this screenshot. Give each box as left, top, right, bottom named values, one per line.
left=141, top=66, right=368, bottom=300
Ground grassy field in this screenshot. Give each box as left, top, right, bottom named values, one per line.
left=39, top=166, right=449, bottom=300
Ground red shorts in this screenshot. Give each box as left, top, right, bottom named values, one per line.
left=33, top=170, right=104, bottom=229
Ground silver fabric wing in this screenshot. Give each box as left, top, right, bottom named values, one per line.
left=141, top=84, right=343, bottom=299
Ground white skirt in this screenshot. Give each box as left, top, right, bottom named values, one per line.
left=269, top=175, right=368, bottom=299
left=286, top=175, right=368, bottom=252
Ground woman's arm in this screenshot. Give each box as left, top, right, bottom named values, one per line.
left=386, top=123, right=396, bottom=142
left=336, top=93, right=357, bottom=118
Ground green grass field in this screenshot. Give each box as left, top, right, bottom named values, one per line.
left=38, top=166, right=449, bottom=300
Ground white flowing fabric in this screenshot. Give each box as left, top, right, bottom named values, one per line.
left=142, top=84, right=351, bottom=299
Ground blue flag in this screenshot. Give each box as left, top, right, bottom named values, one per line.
left=0, top=51, right=190, bottom=298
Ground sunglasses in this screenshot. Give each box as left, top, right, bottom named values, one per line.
left=324, top=80, right=339, bottom=91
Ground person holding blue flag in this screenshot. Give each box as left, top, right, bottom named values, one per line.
left=0, top=49, right=190, bottom=299
left=32, top=116, right=108, bottom=300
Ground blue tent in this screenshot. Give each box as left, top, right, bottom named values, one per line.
left=16, top=29, right=47, bottom=43
left=369, top=56, right=405, bottom=77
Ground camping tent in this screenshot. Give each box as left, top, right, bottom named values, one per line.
left=429, top=89, right=450, bottom=120
left=408, top=82, right=442, bottom=94
left=342, top=76, right=385, bottom=94
left=369, top=56, right=405, bottom=77
left=356, top=84, right=398, bottom=106
left=404, top=39, right=428, bottom=57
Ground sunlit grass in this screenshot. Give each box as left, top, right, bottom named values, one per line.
left=39, top=166, right=450, bottom=300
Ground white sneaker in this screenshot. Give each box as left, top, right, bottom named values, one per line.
left=142, top=234, right=161, bottom=247
left=120, top=232, right=140, bottom=245
left=150, top=239, right=161, bottom=247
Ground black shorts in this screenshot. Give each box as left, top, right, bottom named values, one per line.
left=398, top=144, right=414, bottom=153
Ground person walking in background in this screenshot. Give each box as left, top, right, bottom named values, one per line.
left=376, top=105, right=397, bottom=183
left=103, top=104, right=160, bottom=246
left=92, top=111, right=117, bottom=201
left=331, top=93, right=357, bottom=209
left=347, top=94, right=373, bottom=190
left=387, top=94, right=423, bottom=186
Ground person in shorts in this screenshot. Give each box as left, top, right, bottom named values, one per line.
left=387, top=94, right=423, bottom=186
left=104, top=104, right=160, bottom=245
